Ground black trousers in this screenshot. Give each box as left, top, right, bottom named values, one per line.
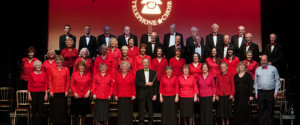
left=199, top=96, right=213, bottom=125
left=117, top=97, right=133, bottom=125
left=138, top=97, right=154, bottom=125
left=30, top=92, right=45, bottom=125
left=161, top=96, right=177, bottom=125
left=258, top=89, right=275, bottom=125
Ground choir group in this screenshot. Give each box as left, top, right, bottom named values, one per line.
left=19, top=23, right=282, bottom=125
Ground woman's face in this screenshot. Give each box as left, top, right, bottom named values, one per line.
left=239, top=64, right=245, bottom=71
left=166, top=69, right=172, bottom=76
left=140, top=47, right=146, bottom=54
left=211, top=48, right=217, bottom=57
left=66, top=41, right=73, bottom=48
left=110, top=41, right=116, bottom=47
left=122, top=49, right=128, bottom=57
left=79, top=65, right=85, bottom=72
left=220, top=64, right=228, bottom=73
left=202, top=64, right=208, bottom=73
left=56, top=59, right=62, bottom=66
left=121, top=65, right=129, bottom=73
left=228, top=50, right=233, bottom=56
left=28, top=52, right=34, bottom=59
left=157, top=49, right=162, bottom=57
left=193, top=54, right=199, bottom=62
left=100, top=65, right=107, bottom=73
left=246, top=53, right=252, bottom=61
left=128, top=39, right=134, bottom=47
left=175, top=51, right=181, bottom=57
left=81, top=50, right=88, bottom=58
left=34, top=63, right=42, bottom=71
left=49, top=51, right=55, bottom=58
left=100, top=47, right=108, bottom=55
left=183, top=67, right=189, bottom=75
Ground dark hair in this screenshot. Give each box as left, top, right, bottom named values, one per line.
left=128, top=37, right=135, bottom=44
left=77, top=61, right=86, bottom=69
left=210, top=47, right=221, bottom=64
left=192, top=53, right=201, bottom=62
left=226, top=46, right=235, bottom=60
left=64, top=24, right=71, bottom=29
left=201, top=63, right=209, bottom=71
left=156, top=47, right=164, bottom=57
left=26, top=46, right=36, bottom=55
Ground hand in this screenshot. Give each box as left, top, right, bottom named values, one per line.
left=146, top=82, right=153, bottom=86
left=28, top=93, right=32, bottom=101
left=115, top=96, right=118, bottom=101
left=74, top=93, right=79, bottom=98
left=212, top=96, right=216, bottom=102
left=50, top=92, right=54, bottom=97
left=194, top=95, right=198, bottom=102
left=93, top=95, right=96, bottom=99
left=92, top=57, right=95, bottom=61
left=249, top=96, right=253, bottom=101
left=85, top=91, right=90, bottom=98
left=175, top=96, right=179, bottom=103
left=132, top=96, right=136, bottom=100
left=44, top=94, right=48, bottom=101
left=230, top=95, right=234, bottom=102
left=65, top=92, right=68, bottom=97
left=216, top=96, right=219, bottom=101
left=255, top=94, right=258, bottom=99
left=108, top=96, right=111, bottom=100
left=274, top=93, right=278, bottom=99
left=197, top=97, right=200, bottom=102
left=160, top=96, right=163, bottom=103
left=152, top=95, right=157, bottom=101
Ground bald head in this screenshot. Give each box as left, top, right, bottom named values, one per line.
left=238, top=26, right=245, bottom=35
left=124, top=26, right=130, bottom=35
left=245, top=33, right=252, bottom=43
left=261, top=55, right=268, bottom=67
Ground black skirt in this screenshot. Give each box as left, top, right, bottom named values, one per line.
left=199, top=96, right=213, bottom=125
left=50, top=93, right=68, bottom=124
left=179, top=97, right=194, bottom=117
left=117, top=97, right=133, bottom=125
left=233, top=92, right=251, bottom=124
left=216, top=95, right=233, bottom=118
left=161, top=96, right=177, bottom=125
left=94, top=99, right=109, bottom=122
left=70, top=97, right=91, bottom=116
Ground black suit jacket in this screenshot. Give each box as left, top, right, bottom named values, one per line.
left=140, top=33, right=160, bottom=45
left=78, top=35, right=97, bottom=58
left=146, top=41, right=163, bottom=59
left=240, top=42, right=260, bottom=62
left=135, top=69, right=157, bottom=100
left=166, top=45, right=186, bottom=61
left=264, top=43, right=283, bottom=67
left=117, top=34, right=138, bottom=49
left=218, top=44, right=234, bottom=59
left=59, top=34, right=76, bottom=51
left=186, top=36, right=205, bottom=63
left=205, top=33, right=224, bottom=52
left=97, top=34, right=116, bottom=49
left=163, top=32, right=184, bottom=59
left=231, top=34, right=246, bottom=59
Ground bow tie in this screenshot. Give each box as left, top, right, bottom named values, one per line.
left=196, top=45, right=200, bottom=48
left=176, top=45, right=180, bottom=48
left=245, top=43, right=251, bottom=46
left=85, top=35, right=90, bottom=38
left=144, top=69, right=149, bottom=71
left=65, top=34, right=70, bottom=37
left=238, top=35, right=243, bottom=38
left=213, top=34, right=217, bottom=36
left=125, top=34, right=130, bottom=37
left=224, top=44, right=229, bottom=47
left=271, top=43, right=275, bottom=46
left=148, top=34, right=150, bottom=36
left=105, top=34, right=109, bottom=37
left=170, top=33, right=174, bottom=35
left=151, top=42, right=155, bottom=44
left=262, top=66, right=267, bottom=69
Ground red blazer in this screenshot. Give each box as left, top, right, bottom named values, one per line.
left=159, top=75, right=179, bottom=96
left=134, top=55, right=152, bottom=71
left=94, top=55, right=115, bottom=78
left=92, top=74, right=114, bottom=99
left=20, top=57, right=39, bottom=81
left=27, top=72, right=48, bottom=92
left=152, top=57, right=168, bottom=81
left=70, top=71, right=92, bottom=97
left=206, top=57, right=220, bottom=78
left=127, top=46, right=140, bottom=62
left=107, top=48, right=121, bottom=62
left=189, top=63, right=203, bottom=83
left=42, top=60, right=56, bottom=75
left=198, top=73, right=216, bottom=97
left=73, top=58, right=93, bottom=75
left=48, top=67, right=70, bottom=93
left=114, top=72, right=136, bottom=97
left=117, top=57, right=134, bottom=73
left=216, top=72, right=235, bottom=96
left=61, top=48, right=78, bottom=67
left=169, top=57, right=186, bottom=77
left=222, top=57, right=239, bottom=75
left=178, top=75, right=199, bottom=98
left=243, top=60, right=258, bottom=80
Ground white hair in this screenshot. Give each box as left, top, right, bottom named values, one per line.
left=121, top=46, right=129, bottom=51
left=190, top=26, right=199, bottom=32
left=120, top=61, right=130, bottom=69
left=170, top=24, right=176, bottom=29
left=211, top=23, right=219, bottom=29
left=238, top=26, right=245, bottom=30
left=33, top=60, right=42, bottom=68
left=79, top=48, right=90, bottom=57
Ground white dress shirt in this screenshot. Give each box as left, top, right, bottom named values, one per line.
left=238, top=36, right=243, bottom=48
left=148, top=34, right=151, bottom=42
left=195, top=45, right=202, bottom=57
left=86, top=34, right=91, bottom=45
left=224, top=46, right=228, bottom=58
left=169, top=32, right=176, bottom=47
left=105, top=37, right=110, bottom=45
left=144, top=69, right=150, bottom=83
left=125, top=35, right=130, bottom=44
left=271, top=46, right=275, bottom=53
left=213, top=36, right=217, bottom=47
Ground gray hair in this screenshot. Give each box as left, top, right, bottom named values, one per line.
left=246, top=33, right=253, bottom=38
left=142, top=58, right=149, bottom=63
left=121, top=46, right=129, bottom=51
left=170, top=24, right=176, bottom=29
left=165, top=65, right=173, bottom=71
left=270, top=33, right=277, bottom=38
left=246, top=50, right=253, bottom=55
left=190, top=26, right=199, bottom=32
left=120, top=61, right=130, bottom=69
left=99, top=44, right=108, bottom=52
left=103, top=25, right=110, bottom=30
left=238, top=26, right=245, bottom=30
left=211, top=23, right=219, bottom=29
left=99, top=63, right=108, bottom=70
left=33, top=60, right=42, bottom=68
left=79, top=48, right=90, bottom=57
left=220, top=62, right=228, bottom=67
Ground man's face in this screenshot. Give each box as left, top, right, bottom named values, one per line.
left=238, top=27, right=245, bottom=35
left=270, top=34, right=276, bottom=43
left=142, top=59, right=149, bottom=69
left=104, top=27, right=110, bottom=34
left=85, top=27, right=91, bottom=34
left=261, top=56, right=268, bottom=67
left=246, top=34, right=252, bottom=43
left=124, top=27, right=130, bottom=35
left=224, top=36, right=230, bottom=44
left=64, top=26, right=71, bottom=34
left=169, top=25, right=175, bottom=33
left=151, top=33, right=156, bottom=42
left=175, top=36, right=181, bottom=45
left=212, top=25, right=219, bottom=33
left=147, top=26, right=153, bottom=34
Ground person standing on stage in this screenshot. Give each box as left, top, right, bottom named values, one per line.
left=59, top=24, right=76, bottom=51
left=117, top=26, right=138, bottom=48
left=61, top=38, right=78, bottom=74
left=78, top=26, right=97, bottom=59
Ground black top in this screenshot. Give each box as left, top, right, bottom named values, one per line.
left=140, top=33, right=160, bottom=45
left=240, top=42, right=259, bottom=62
left=234, top=72, right=254, bottom=96
left=97, top=34, right=116, bottom=49
left=117, top=34, right=138, bottom=49
left=264, top=43, right=283, bottom=67
left=135, top=69, right=157, bottom=100
left=59, top=34, right=76, bottom=51
left=78, top=35, right=97, bottom=58
left=231, top=34, right=246, bottom=59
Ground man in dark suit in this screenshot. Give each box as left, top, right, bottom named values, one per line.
left=264, top=33, right=283, bottom=70
left=231, top=26, right=246, bottom=59
left=135, top=58, right=157, bottom=125
left=78, top=26, right=97, bottom=59
left=166, top=35, right=186, bottom=61
left=186, top=26, right=205, bottom=63
left=97, top=25, right=116, bottom=50
left=206, top=23, right=224, bottom=53
left=187, top=35, right=206, bottom=63
left=140, top=25, right=159, bottom=45
left=117, top=26, right=138, bottom=49
left=219, top=35, right=233, bottom=59
left=59, top=24, right=76, bottom=51
left=146, top=32, right=162, bottom=59
left=163, top=24, right=184, bottom=60
left=241, top=33, right=260, bottom=62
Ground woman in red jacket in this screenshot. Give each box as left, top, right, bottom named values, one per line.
left=134, top=43, right=152, bottom=72
left=189, top=53, right=203, bottom=83
left=159, top=66, right=179, bottom=125
left=198, top=63, right=216, bottom=125
left=242, top=50, right=258, bottom=80
left=61, top=38, right=78, bottom=74
left=216, top=62, right=235, bottom=125
left=70, top=61, right=92, bottom=125
left=178, top=64, right=198, bottom=125
left=48, top=55, right=70, bottom=125
left=73, top=48, right=93, bottom=75
left=92, top=63, right=114, bottom=125
left=27, top=60, right=48, bottom=125
left=114, top=61, right=136, bottom=125
left=42, top=49, right=57, bottom=75
left=19, top=46, right=39, bottom=90
left=127, top=37, right=140, bottom=62
left=107, top=37, right=121, bottom=63
left=94, top=44, right=115, bottom=78
left=222, top=47, right=239, bottom=75
left=206, top=47, right=221, bottom=81
left=169, top=48, right=186, bottom=77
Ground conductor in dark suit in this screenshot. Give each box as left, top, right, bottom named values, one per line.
left=97, top=25, right=116, bottom=50
left=117, top=26, right=138, bottom=49
left=241, top=33, right=260, bottom=62
left=163, top=24, right=184, bottom=60
left=59, top=24, right=76, bottom=51
left=206, top=23, right=224, bottom=53
left=231, top=26, right=246, bottom=59
left=135, top=58, right=157, bottom=125
left=140, top=25, right=159, bottom=45
left=78, top=26, right=97, bottom=59
left=146, top=32, right=163, bottom=59
left=264, top=33, right=283, bottom=70
left=166, top=35, right=186, bottom=61
left=186, top=27, right=205, bottom=63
